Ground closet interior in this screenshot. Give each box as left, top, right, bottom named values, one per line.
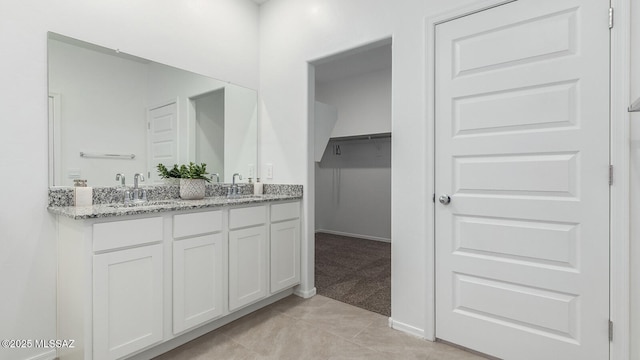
left=313, top=41, right=392, bottom=316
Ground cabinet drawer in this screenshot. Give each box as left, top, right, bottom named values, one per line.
left=93, top=217, right=163, bottom=252
left=229, top=205, right=266, bottom=229
left=271, top=201, right=300, bottom=222
left=173, top=210, right=222, bottom=239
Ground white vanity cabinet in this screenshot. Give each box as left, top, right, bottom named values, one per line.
left=172, top=210, right=225, bottom=334
left=55, top=198, right=302, bottom=360
left=270, top=201, right=301, bottom=293
left=228, top=205, right=268, bottom=311
left=58, top=216, right=165, bottom=360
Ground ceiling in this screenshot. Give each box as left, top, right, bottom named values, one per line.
left=314, top=43, right=392, bottom=84
left=251, top=0, right=270, bottom=4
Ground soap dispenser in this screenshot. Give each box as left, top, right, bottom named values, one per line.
left=74, top=179, right=93, bottom=207
left=254, top=177, right=263, bottom=195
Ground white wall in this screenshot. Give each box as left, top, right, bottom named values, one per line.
left=258, top=0, right=473, bottom=336
left=224, top=85, right=258, bottom=182
left=315, top=138, right=391, bottom=241
left=316, top=67, right=391, bottom=138
left=49, top=39, right=149, bottom=187
left=0, top=1, right=258, bottom=359
left=629, top=0, right=639, bottom=358
left=195, top=90, right=225, bottom=179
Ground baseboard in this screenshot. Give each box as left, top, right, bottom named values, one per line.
left=315, top=229, right=391, bottom=243
left=294, top=286, right=316, bottom=298
left=25, top=350, right=56, bottom=360
left=389, top=318, right=427, bottom=339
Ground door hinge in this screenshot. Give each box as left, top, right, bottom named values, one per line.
left=147, top=122, right=151, bottom=130
left=432, top=193, right=435, bottom=203
left=609, top=320, right=614, bottom=341
left=609, top=165, right=614, bottom=185
left=609, top=7, right=614, bottom=29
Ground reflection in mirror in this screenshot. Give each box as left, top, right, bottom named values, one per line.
left=48, top=32, right=257, bottom=187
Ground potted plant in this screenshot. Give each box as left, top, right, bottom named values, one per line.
left=157, top=162, right=210, bottom=200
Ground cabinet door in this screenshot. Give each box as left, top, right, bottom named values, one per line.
left=270, top=219, right=300, bottom=293
left=173, top=233, right=224, bottom=334
left=228, top=225, right=267, bottom=311
left=93, top=244, right=163, bottom=360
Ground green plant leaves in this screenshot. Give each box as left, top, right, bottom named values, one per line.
left=156, top=162, right=211, bottom=182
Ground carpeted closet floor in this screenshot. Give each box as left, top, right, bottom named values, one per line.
left=315, top=232, right=391, bottom=316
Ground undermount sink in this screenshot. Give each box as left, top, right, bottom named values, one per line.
left=226, top=195, right=265, bottom=201
left=106, top=200, right=177, bottom=208
left=103, top=195, right=267, bottom=209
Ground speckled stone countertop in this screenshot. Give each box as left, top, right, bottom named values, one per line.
left=48, top=184, right=303, bottom=220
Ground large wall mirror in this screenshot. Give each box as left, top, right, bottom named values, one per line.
left=48, top=32, right=257, bottom=187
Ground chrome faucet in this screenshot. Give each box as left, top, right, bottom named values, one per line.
left=233, top=173, right=242, bottom=185
left=134, top=173, right=144, bottom=189
left=115, top=173, right=126, bottom=187
left=227, top=173, right=242, bottom=197
left=131, top=173, right=147, bottom=202
left=211, top=173, right=220, bottom=183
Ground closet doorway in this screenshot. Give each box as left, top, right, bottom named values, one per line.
left=311, top=40, right=392, bottom=316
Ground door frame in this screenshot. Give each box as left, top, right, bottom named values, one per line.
left=424, top=0, right=631, bottom=358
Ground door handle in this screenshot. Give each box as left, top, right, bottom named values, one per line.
left=439, top=194, right=451, bottom=205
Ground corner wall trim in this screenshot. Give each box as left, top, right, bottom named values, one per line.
left=389, top=318, right=427, bottom=339
left=294, top=287, right=316, bottom=299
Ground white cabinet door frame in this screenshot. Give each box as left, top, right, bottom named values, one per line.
left=270, top=219, right=301, bottom=293
left=228, top=225, right=268, bottom=311
left=173, top=233, right=225, bottom=334
left=93, top=244, right=163, bottom=360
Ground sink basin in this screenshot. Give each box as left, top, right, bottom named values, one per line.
left=225, top=195, right=265, bottom=201
left=106, top=200, right=177, bottom=208
left=102, top=195, right=268, bottom=209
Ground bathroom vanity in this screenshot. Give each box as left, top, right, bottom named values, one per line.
left=48, top=186, right=302, bottom=360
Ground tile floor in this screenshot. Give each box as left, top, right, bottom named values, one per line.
left=155, top=295, right=487, bottom=360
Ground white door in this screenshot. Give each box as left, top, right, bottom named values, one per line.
left=434, top=1, right=610, bottom=359
left=173, top=233, right=225, bottom=334
left=147, top=102, right=178, bottom=183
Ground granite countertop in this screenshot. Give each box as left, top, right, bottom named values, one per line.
left=48, top=183, right=303, bottom=220
left=48, top=194, right=302, bottom=220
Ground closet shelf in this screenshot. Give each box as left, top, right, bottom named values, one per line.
left=329, top=132, right=391, bottom=142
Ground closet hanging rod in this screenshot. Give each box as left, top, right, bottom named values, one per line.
left=80, top=152, right=136, bottom=159
left=329, top=132, right=391, bottom=142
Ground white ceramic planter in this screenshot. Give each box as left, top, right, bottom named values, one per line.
left=179, top=179, right=206, bottom=200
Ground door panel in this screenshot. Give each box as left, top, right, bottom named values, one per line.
left=148, top=102, right=178, bottom=183
left=228, top=225, right=268, bottom=311
left=93, top=244, right=163, bottom=360
left=434, top=0, right=609, bottom=359
left=173, top=233, right=224, bottom=334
